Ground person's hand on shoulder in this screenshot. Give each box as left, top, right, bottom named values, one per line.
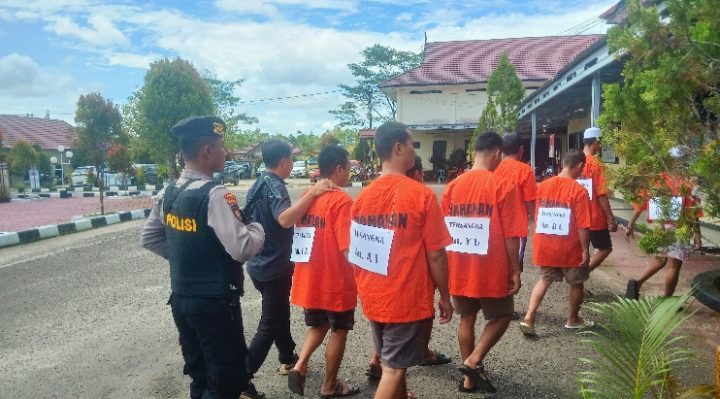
left=309, top=178, right=338, bottom=197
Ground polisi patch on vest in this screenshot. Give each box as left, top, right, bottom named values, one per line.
left=166, top=212, right=198, bottom=232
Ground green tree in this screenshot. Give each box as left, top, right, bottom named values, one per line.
left=598, top=0, right=720, bottom=217
left=202, top=72, right=258, bottom=154
left=333, top=44, right=423, bottom=128
left=579, top=292, right=715, bottom=398
left=9, top=141, right=38, bottom=177
left=470, top=53, right=525, bottom=155
left=31, top=144, right=51, bottom=180
left=107, top=144, right=133, bottom=188
left=129, top=58, right=215, bottom=177
left=320, top=132, right=339, bottom=149
left=74, top=92, right=125, bottom=214
left=0, top=131, right=6, bottom=162
left=353, top=138, right=372, bottom=163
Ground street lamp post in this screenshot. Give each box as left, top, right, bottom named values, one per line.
left=50, top=145, right=73, bottom=190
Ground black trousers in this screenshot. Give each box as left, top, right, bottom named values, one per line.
left=170, top=294, right=253, bottom=399
left=248, top=275, right=296, bottom=373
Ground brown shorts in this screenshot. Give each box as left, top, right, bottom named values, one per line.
left=540, top=265, right=589, bottom=285
left=370, top=318, right=431, bottom=369
left=304, top=308, right=355, bottom=331
left=452, top=295, right=514, bottom=320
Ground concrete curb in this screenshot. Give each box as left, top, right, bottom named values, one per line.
left=0, top=208, right=151, bottom=249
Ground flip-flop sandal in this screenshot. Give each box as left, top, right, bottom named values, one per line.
left=320, top=381, right=360, bottom=399
left=458, top=379, right=482, bottom=393
left=287, top=369, right=306, bottom=396
left=365, top=364, right=382, bottom=380
left=564, top=320, right=595, bottom=330
left=418, top=351, right=452, bottom=366
left=457, top=364, right=497, bottom=393
left=519, top=321, right=537, bottom=337
left=406, top=390, right=417, bottom=399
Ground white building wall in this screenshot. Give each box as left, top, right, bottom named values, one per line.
left=396, top=84, right=540, bottom=126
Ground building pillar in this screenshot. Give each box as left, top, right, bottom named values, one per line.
left=531, top=111, right=537, bottom=170
left=591, top=71, right=601, bottom=127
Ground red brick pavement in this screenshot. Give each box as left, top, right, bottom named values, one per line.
left=0, top=196, right=153, bottom=232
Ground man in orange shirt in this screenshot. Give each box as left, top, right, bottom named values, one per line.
left=365, top=155, right=451, bottom=380
left=287, top=146, right=359, bottom=398
left=625, top=148, right=701, bottom=299
left=520, top=149, right=592, bottom=336
left=442, top=132, right=525, bottom=393
left=494, top=133, right=537, bottom=271
left=350, top=121, right=453, bottom=399
left=580, top=127, right=617, bottom=272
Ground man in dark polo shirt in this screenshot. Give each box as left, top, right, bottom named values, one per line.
left=246, top=139, right=336, bottom=375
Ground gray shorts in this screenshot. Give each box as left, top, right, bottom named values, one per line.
left=452, top=295, right=514, bottom=320
left=370, top=318, right=431, bottom=369
left=540, top=265, right=589, bottom=285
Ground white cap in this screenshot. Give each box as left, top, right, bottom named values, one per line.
left=669, top=146, right=683, bottom=158
left=584, top=127, right=601, bottom=139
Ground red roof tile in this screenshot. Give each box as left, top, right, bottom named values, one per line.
left=0, top=115, right=77, bottom=151
left=381, top=35, right=604, bottom=88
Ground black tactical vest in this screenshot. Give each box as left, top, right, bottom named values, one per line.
left=163, top=179, right=243, bottom=297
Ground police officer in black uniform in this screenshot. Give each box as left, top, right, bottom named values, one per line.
left=142, top=116, right=266, bottom=399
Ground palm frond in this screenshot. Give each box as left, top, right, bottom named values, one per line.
left=577, top=291, right=696, bottom=398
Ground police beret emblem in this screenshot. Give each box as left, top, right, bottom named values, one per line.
left=213, top=122, right=224, bottom=135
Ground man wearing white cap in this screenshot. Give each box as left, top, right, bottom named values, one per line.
left=579, top=127, right=617, bottom=273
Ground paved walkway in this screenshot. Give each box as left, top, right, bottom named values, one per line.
left=0, top=196, right=153, bottom=232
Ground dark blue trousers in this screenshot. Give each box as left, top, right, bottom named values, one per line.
left=170, top=294, right=253, bottom=399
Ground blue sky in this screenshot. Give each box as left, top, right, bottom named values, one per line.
left=0, top=0, right=615, bottom=135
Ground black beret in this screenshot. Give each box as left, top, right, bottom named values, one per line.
left=171, top=116, right=225, bottom=141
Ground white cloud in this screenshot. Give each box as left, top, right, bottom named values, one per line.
left=0, top=53, right=75, bottom=97
left=215, top=0, right=358, bottom=16
left=425, top=2, right=612, bottom=41
left=0, top=0, right=618, bottom=134
left=103, top=51, right=160, bottom=69
left=45, top=14, right=129, bottom=47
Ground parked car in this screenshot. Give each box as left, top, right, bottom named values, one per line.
left=71, top=166, right=96, bottom=186
left=310, top=168, right=321, bottom=183
left=290, top=160, right=307, bottom=178
left=236, top=161, right=254, bottom=179
left=219, top=161, right=249, bottom=185
left=255, top=162, right=266, bottom=177
left=133, top=164, right=159, bottom=185
left=306, top=156, right=318, bottom=173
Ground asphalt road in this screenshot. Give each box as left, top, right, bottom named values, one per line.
left=0, top=185, right=714, bottom=399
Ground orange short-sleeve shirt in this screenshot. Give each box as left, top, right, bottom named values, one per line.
left=291, top=190, right=357, bottom=312
left=632, top=173, right=703, bottom=223
left=441, top=169, right=527, bottom=298
left=581, top=154, right=610, bottom=230
left=351, top=174, right=452, bottom=323
left=494, top=158, right=538, bottom=202
left=533, top=176, right=591, bottom=267
left=494, top=158, right=537, bottom=237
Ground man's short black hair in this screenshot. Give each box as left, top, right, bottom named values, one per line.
left=261, top=140, right=292, bottom=168
left=179, top=136, right=220, bottom=162
left=318, top=145, right=349, bottom=178
left=474, top=131, right=503, bottom=152
left=583, top=137, right=598, bottom=146
left=405, top=155, right=423, bottom=177
left=502, top=133, right=524, bottom=156
left=563, top=148, right=586, bottom=167
left=374, top=122, right=411, bottom=161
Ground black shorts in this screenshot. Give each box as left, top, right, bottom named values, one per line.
left=304, top=308, right=355, bottom=331
left=590, top=229, right=612, bottom=251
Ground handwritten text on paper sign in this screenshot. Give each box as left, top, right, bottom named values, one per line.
left=349, top=221, right=394, bottom=276
left=445, top=216, right=490, bottom=255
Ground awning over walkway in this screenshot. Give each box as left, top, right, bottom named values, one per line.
left=516, top=37, right=624, bottom=168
